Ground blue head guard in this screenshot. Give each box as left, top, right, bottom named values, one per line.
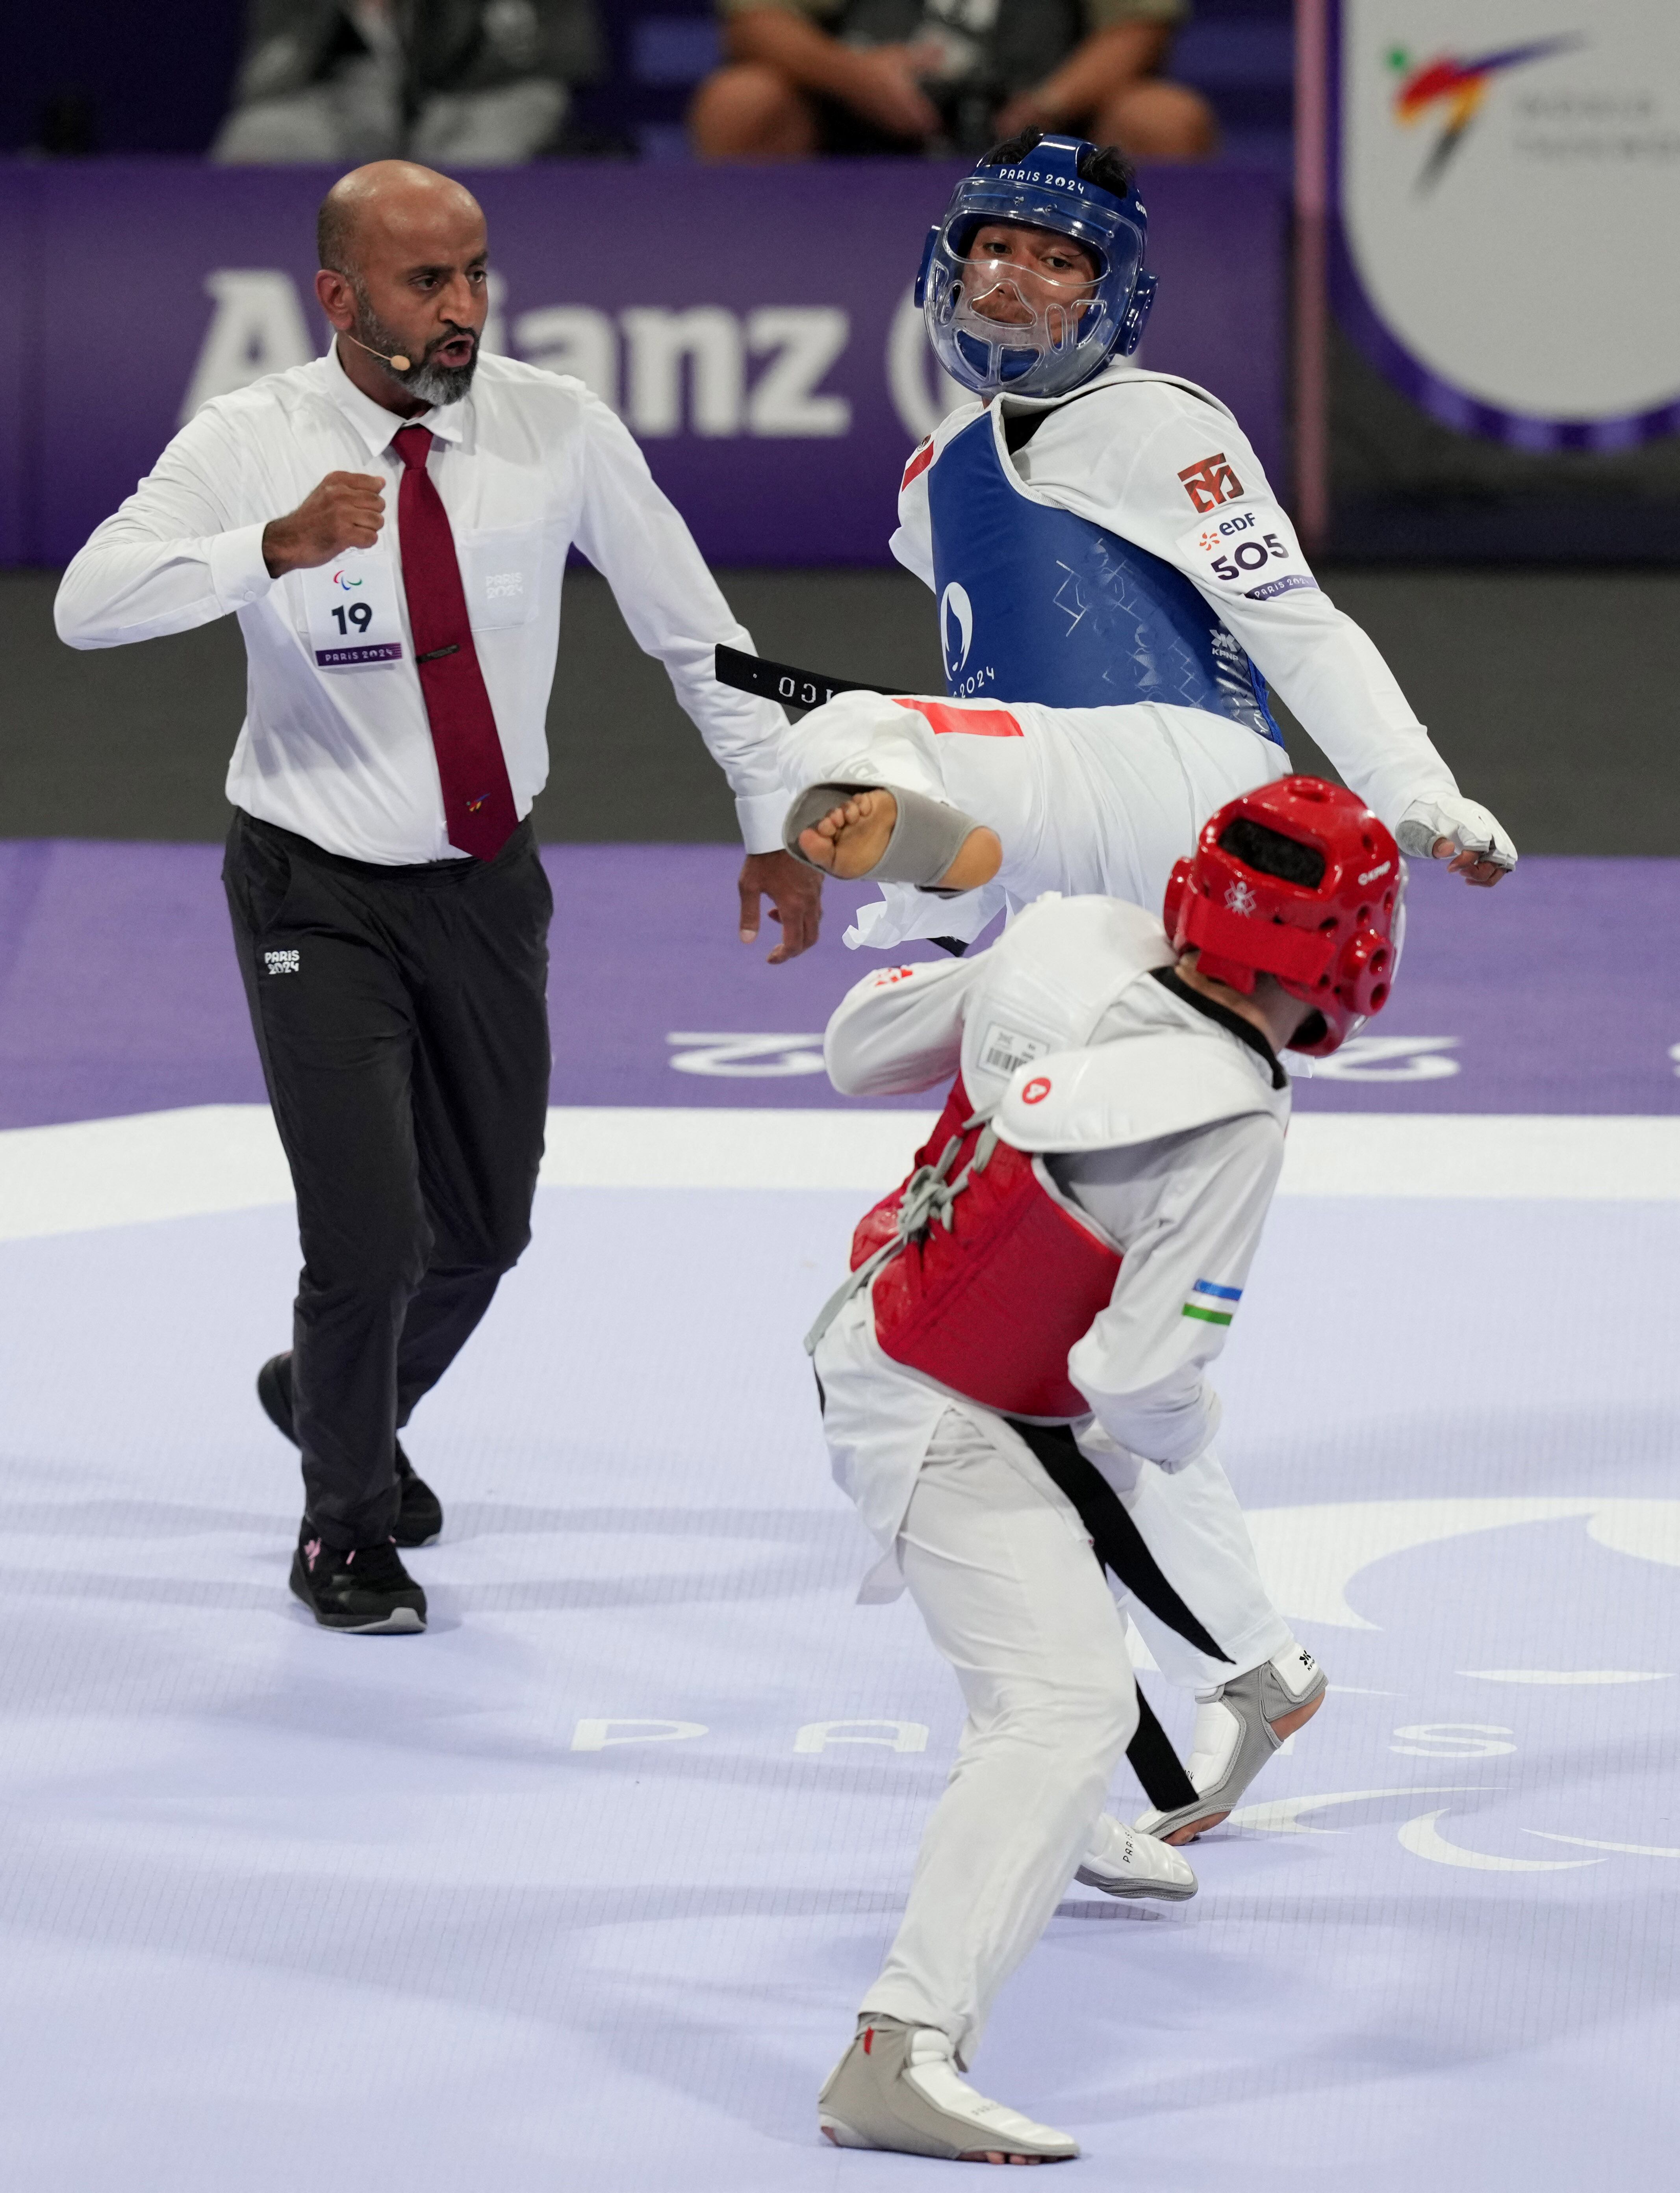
left=915, top=134, right=1157, bottom=401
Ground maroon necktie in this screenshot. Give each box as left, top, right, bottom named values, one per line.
left=391, top=424, right=519, bottom=860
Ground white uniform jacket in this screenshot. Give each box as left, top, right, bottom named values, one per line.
left=891, top=364, right=1458, bottom=835
left=814, top=893, right=1291, bottom=1558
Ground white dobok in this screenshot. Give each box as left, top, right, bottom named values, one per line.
left=779, top=360, right=1511, bottom=951
left=814, top=892, right=1302, bottom=2058
left=779, top=683, right=1291, bottom=950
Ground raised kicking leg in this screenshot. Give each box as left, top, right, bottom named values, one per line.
left=776, top=690, right=1027, bottom=938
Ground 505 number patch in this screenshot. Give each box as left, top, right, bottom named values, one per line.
left=1175, top=504, right=1320, bottom=604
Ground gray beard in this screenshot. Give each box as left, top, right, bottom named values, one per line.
left=352, top=295, right=478, bottom=407
left=401, top=353, right=478, bottom=407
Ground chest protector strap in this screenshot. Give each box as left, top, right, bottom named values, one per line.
left=807, top=1074, right=1122, bottom=1423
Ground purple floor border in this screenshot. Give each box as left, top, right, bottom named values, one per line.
left=0, top=841, right=1675, bottom=1129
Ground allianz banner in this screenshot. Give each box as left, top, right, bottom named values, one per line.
left=1335, top=0, right=1680, bottom=448
left=0, top=160, right=1284, bottom=569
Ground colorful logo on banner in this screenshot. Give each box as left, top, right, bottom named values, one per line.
left=1386, top=35, right=1583, bottom=190
left=1337, top=1, right=1680, bottom=449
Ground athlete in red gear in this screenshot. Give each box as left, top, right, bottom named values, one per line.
left=811, top=777, right=1403, bottom=2164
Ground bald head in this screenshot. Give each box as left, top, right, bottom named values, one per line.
left=317, top=161, right=484, bottom=279
left=314, top=162, right=490, bottom=416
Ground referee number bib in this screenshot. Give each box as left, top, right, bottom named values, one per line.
left=300, top=544, right=405, bottom=668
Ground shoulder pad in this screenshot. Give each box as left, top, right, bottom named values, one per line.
left=996, top=1032, right=1284, bottom=1154
left=1030, top=365, right=1239, bottom=426
left=956, top=895, right=1173, bottom=1111
left=995, top=891, right=1172, bottom=974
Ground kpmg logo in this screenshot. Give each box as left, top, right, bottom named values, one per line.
left=940, top=581, right=974, bottom=676
left=1388, top=35, right=1583, bottom=191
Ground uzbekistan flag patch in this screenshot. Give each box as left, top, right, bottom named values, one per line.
left=1183, top=1278, right=1241, bottom=1326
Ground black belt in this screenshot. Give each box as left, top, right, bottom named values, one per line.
left=1007, top=1417, right=1232, bottom=1815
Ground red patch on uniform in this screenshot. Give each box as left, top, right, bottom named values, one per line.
left=901, top=438, right=935, bottom=491
left=893, top=698, right=1023, bottom=739
left=1177, top=451, right=1244, bottom=513
left=1021, top=1076, right=1052, bottom=1105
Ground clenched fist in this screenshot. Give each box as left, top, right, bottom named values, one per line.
left=1396, top=793, right=1517, bottom=888
left=262, top=472, right=386, bottom=577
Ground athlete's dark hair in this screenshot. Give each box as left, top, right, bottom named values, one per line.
left=981, top=127, right=1137, bottom=202
left=1217, top=816, right=1328, bottom=890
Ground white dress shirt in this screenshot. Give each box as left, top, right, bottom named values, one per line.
left=56, top=345, right=788, bottom=864
left=891, top=364, right=1460, bottom=835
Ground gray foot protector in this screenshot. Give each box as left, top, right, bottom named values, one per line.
left=818, top=2017, right=1079, bottom=2162
left=781, top=780, right=980, bottom=889
left=1139, top=1658, right=1328, bottom=1844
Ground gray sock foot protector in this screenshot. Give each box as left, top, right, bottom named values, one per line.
left=1137, top=1658, right=1328, bottom=1842
left=817, top=2017, right=1079, bottom=2162
left=781, top=781, right=981, bottom=889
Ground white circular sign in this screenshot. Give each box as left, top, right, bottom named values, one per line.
left=1341, top=0, right=1680, bottom=426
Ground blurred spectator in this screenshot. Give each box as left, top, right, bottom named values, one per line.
left=212, top=0, right=603, bottom=165
left=690, top=0, right=1216, bottom=161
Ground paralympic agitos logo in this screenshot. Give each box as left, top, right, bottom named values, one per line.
left=1387, top=33, right=1582, bottom=191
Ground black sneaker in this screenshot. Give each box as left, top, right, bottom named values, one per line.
left=289, top=1529, right=427, bottom=1633
left=258, top=1352, right=444, bottom=1548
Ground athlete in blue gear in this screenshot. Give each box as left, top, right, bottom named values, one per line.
left=837, top=127, right=1516, bottom=949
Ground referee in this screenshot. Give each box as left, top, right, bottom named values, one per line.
left=56, top=161, right=819, bottom=1635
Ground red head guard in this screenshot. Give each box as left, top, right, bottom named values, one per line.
left=1161, top=776, right=1404, bottom=1057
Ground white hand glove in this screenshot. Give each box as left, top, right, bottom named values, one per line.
left=1396, top=794, right=1517, bottom=873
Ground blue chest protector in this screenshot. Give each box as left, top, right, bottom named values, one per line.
left=927, top=407, right=1284, bottom=745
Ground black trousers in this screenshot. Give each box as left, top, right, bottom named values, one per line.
left=224, top=810, right=552, bottom=1546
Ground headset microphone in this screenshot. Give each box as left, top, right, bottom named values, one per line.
left=341, top=331, right=412, bottom=374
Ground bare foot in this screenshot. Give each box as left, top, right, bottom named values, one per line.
left=797, top=790, right=1003, bottom=890
left=797, top=789, right=897, bottom=878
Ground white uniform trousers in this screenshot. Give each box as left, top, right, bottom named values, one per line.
left=777, top=690, right=1291, bottom=948
left=859, top=1405, right=1139, bottom=2064
left=1088, top=1436, right=1293, bottom=1692
left=814, top=1291, right=1293, bottom=1709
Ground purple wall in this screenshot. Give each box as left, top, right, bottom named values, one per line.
left=0, top=158, right=1286, bottom=569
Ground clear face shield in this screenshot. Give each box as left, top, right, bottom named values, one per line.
left=948, top=236, right=1102, bottom=388
left=921, top=189, right=1148, bottom=400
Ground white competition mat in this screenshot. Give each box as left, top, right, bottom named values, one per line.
left=0, top=1115, right=1676, bottom=2187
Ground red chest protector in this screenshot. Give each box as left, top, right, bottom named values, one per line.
left=848, top=1075, right=1122, bottom=1422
